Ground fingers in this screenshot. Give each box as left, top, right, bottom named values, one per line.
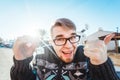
left=15, top=35, right=38, bottom=46
left=84, top=40, right=108, bottom=65
left=84, top=40, right=104, bottom=49
left=104, top=33, right=115, bottom=45
left=13, top=35, right=38, bottom=56
left=26, top=42, right=32, bottom=47
left=84, top=40, right=107, bottom=57
left=13, top=35, right=39, bottom=60
left=84, top=48, right=99, bottom=57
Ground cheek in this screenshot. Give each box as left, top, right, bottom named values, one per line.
left=73, top=44, right=78, bottom=53
left=73, top=43, right=77, bottom=48
left=55, top=48, right=63, bottom=58
left=52, top=45, right=62, bottom=55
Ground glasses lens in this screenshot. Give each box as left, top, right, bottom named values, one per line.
left=70, top=35, right=80, bottom=43
left=53, top=35, right=80, bottom=46
left=54, top=38, right=66, bottom=46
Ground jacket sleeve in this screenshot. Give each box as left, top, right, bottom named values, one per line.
left=10, top=56, right=36, bottom=80
left=88, top=57, right=120, bottom=80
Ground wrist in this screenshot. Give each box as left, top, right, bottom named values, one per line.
left=14, top=54, right=31, bottom=60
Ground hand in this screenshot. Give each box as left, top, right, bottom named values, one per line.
left=84, top=33, right=115, bottom=65
left=13, top=35, right=38, bottom=60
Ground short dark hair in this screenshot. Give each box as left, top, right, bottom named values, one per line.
left=51, top=18, right=76, bottom=34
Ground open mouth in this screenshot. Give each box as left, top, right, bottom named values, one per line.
left=62, top=51, right=72, bottom=54
left=62, top=51, right=73, bottom=57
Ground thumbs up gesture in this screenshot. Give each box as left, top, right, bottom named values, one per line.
left=84, top=34, right=115, bottom=65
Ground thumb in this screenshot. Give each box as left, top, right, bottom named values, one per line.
left=104, top=33, right=115, bottom=45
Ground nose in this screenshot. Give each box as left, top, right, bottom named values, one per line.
left=64, top=40, right=73, bottom=48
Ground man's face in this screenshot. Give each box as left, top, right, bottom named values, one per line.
left=51, top=26, right=78, bottom=63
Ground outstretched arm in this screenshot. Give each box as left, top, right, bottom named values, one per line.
left=10, top=56, right=36, bottom=80
left=10, top=36, right=38, bottom=80
left=84, top=33, right=120, bottom=80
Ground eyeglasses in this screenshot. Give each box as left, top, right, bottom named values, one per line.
left=53, top=35, right=81, bottom=46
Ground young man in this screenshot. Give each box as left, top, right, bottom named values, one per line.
left=10, top=18, right=120, bottom=80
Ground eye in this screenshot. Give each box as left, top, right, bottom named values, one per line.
left=70, top=36, right=76, bottom=40
left=56, top=38, right=65, bottom=41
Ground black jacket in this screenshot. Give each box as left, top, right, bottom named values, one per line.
left=10, top=46, right=120, bottom=80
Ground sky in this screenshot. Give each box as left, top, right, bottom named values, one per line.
left=0, top=0, right=120, bottom=40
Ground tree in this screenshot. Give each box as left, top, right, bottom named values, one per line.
left=39, top=29, right=46, bottom=40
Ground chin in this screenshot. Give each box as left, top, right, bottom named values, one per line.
left=64, top=58, right=73, bottom=63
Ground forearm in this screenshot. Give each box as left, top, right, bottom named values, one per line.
left=88, top=57, right=120, bottom=80
left=10, top=56, right=36, bottom=80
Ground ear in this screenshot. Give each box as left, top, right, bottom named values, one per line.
left=104, top=33, right=115, bottom=45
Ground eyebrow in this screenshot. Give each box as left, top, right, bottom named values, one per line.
left=55, top=33, right=77, bottom=38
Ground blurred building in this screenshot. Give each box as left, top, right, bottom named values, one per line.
left=87, top=27, right=116, bottom=51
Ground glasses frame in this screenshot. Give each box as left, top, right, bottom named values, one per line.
left=53, top=35, right=81, bottom=46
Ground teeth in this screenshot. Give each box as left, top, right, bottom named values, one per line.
left=62, top=51, right=71, bottom=54
left=65, top=53, right=70, bottom=54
